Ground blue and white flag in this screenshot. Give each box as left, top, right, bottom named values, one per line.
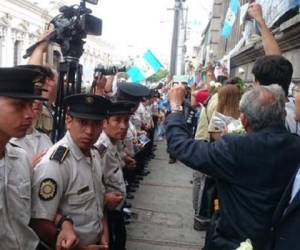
left=127, top=66, right=146, bottom=84
left=127, top=50, right=164, bottom=83
left=222, top=0, right=241, bottom=38
left=143, top=50, right=164, bottom=73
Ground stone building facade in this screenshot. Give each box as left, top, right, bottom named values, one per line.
left=0, top=0, right=115, bottom=84
left=200, top=0, right=300, bottom=83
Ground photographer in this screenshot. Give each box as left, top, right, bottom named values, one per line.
left=28, top=30, right=58, bottom=137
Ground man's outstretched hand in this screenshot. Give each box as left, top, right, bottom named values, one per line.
left=168, top=84, right=186, bottom=110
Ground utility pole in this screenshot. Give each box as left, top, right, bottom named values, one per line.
left=180, top=6, right=188, bottom=75
left=169, top=0, right=185, bottom=78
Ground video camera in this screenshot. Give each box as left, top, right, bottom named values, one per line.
left=94, top=65, right=127, bottom=78
left=24, top=0, right=102, bottom=59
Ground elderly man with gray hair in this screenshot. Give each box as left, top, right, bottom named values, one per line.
left=165, top=84, right=300, bottom=250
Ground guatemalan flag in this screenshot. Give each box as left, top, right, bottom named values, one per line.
left=222, top=0, right=241, bottom=38
left=127, top=50, right=164, bottom=83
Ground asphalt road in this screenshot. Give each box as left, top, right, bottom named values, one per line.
left=126, top=141, right=205, bottom=250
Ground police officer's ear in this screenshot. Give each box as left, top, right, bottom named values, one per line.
left=65, top=114, right=73, bottom=129
left=103, top=117, right=110, bottom=129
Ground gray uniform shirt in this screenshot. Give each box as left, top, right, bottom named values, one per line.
left=10, top=128, right=53, bottom=161
left=0, top=143, right=39, bottom=250
left=95, top=131, right=126, bottom=210
left=31, top=132, right=105, bottom=246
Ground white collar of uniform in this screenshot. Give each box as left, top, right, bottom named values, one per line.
left=65, top=131, right=87, bottom=161
left=6, top=143, right=21, bottom=158
left=26, top=128, right=41, bottom=139
left=9, top=128, right=41, bottom=144
left=99, top=131, right=118, bottom=154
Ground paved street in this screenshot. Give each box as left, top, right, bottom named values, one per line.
left=126, top=141, right=205, bottom=250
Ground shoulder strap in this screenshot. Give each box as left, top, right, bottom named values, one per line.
left=50, top=146, right=69, bottom=164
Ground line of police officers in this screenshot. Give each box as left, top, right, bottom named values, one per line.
left=0, top=64, right=157, bottom=250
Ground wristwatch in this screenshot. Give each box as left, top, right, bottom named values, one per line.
left=171, top=104, right=183, bottom=113
left=57, top=215, right=74, bottom=229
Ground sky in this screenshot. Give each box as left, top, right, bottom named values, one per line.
left=94, top=0, right=212, bottom=63
left=30, top=0, right=213, bottom=65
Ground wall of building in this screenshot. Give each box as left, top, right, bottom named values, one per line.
left=231, top=12, right=300, bottom=84
left=200, top=0, right=300, bottom=84
left=0, top=0, right=115, bottom=85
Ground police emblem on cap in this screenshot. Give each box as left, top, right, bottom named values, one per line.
left=39, top=178, right=57, bottom=201
left=34, top=82, right=44, bottom=96
left=86, top=96, right=94, bottom=104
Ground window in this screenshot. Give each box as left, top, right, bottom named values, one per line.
left=13, top=40, right=21, bottom=66
left=53, top=50, right=61, bottom=69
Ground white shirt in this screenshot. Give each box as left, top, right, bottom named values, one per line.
left=290, top=167, right=300, bottom=203
left=10, top=129, right=53, bottom=161
left=0, top=143, right=39, bottom=250
left=32, top=132, right=105, bottom=246
left=285, top=97, right=300, bottom=135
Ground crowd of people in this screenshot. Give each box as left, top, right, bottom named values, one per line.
left=165, top=3, right=300, bottom=250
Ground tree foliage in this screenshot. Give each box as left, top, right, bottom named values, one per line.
left=147, top=69, right=169, bottom=82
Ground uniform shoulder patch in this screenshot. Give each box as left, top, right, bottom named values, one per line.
left=50, top=146, right=69, bottom=163
left=9, top=142, right=21, bottom=148
left=39, top=178, right=57, bottom=201
left=95, top=144, right=107, bottom=158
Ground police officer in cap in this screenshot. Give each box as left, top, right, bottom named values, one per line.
left=117, top=82, right=150, bottom=131
left=116, top=83, right=151, bottom=195
left=0, top=66, right=76, bottom=250
left=95, top=101, right=136, bottom=250
left=31, top=93, right=112, bottom=249
left=10, top=65, right=54, bottom=167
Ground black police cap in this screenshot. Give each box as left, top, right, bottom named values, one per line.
left=16, top=64, right=54, bottom=79
left=64, top=93, right=112, bottom=121
left=117, top=82, right=150, bottom=102
left=0, top=66, right=47, bottom=100
left=107, top=101, right=136, bottom=116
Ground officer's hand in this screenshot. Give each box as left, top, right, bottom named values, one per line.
left=82, top=245, right=108, bottom=250
left=124, top=155, right=136, bottom=168
left=104, top=192, right=123, bottom=210
left=32, top=150, right=47, bottom=168
left=138, top=130, right=147, bottom=136
left=248, top=3, right=264, bottom=25
left=56, top=221, right=79, bottom=250
left=100, top=235, right=109, bottom=250
left=168, top=84, right=186, bottom=109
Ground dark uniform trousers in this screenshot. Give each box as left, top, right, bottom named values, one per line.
left=166, top=113, right=300, bottom=250
left=108, top=210, right=127, bottom=250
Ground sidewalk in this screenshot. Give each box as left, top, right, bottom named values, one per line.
left=126, top=141, right=205, bottom=250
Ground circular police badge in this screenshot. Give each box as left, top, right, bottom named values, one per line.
left=39, top=178, right=57, bottom=201
left=86, top=96, right=94, bottom=104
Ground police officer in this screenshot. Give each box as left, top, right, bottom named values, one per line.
left=114, top=84, right=150, bottom=199
left=0, top=66, right=76, bottom=250
left=10, top=99, right=53, bottom=166
left=31, top=93, right=112, bottom=249
left=95, top=101, right=135, bottom=250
